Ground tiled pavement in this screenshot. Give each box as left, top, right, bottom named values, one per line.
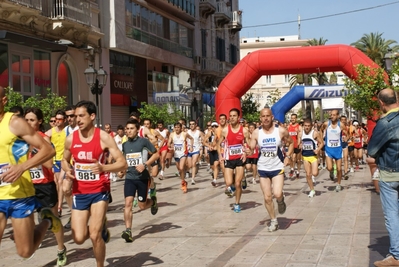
left=0, top=162, right=388, bottom=267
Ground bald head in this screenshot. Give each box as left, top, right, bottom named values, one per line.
left=378, top=88, right=397, bottom=105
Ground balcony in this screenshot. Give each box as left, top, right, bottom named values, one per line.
left=230, top=10, right=242, bottom=34
left=214, top=2, right=232, bottom=27
left=145, top=0, right=196, bottom=23
left=201, top=58, right=222, bottom=75
left=0, top=0, right=103, bottom=47
left=199, top=0, right=216, bottom=18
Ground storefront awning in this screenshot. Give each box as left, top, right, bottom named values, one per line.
left=0, top=31, right=67, bottom=52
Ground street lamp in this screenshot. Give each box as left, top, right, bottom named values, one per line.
left=84, top=64, right=108, bottom=127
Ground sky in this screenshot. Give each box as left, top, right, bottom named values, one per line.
left=239, top=0, right=399, bottom=45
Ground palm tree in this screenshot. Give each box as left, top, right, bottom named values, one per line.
left=351, top=32, right=399, bottom=67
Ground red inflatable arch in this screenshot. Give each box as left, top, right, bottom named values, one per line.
left=215, top=44, right=381, bottom=120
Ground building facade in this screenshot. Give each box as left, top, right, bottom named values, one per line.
left=0, top=0, right=242, bottom=129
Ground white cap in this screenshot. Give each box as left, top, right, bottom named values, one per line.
left=211, top=122, right=218, bottom=127
left=353, top=121, right=359, bottom=126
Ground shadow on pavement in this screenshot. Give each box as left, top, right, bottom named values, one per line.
left=43, top=247, right=93, bottom=266
left=259, top=217, right=303, bottom=230
left=132, top=222, right=182, bottom=240
left=106, top=252, right=163, bottom=266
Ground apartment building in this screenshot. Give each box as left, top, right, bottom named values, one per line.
left=0, top=0, right=242, bottom=128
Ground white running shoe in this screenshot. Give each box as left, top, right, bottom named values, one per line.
left=308, top=190, right=316, bottom=198
left=252, top=177, right=257, bottom=184
left=312, top=176, right=316, bottom=184
left=350, top=167, right=354, bottom=173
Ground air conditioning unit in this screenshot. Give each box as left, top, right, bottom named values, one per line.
left=161, top=64, right=174, bottom=75
left=194, top=56, right=202, bottom=65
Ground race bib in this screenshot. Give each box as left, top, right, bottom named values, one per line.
left=289, top=131, right=297, bottom=136
left=174, top=144, right=183, bottom=151
left=261, top=146, right=276, bottom=157
left=229, top=145, right=243, bottom=156
left=30, top=166, right=45, bottom=180
left=0, top=163, right=11, bottom=186
left=302, top=141, right=313, bottom=151
left=354, top=137, right=360, bottom=143
left=328, top=139, right=339, bottom=147
left=126, top=152, right=142, bottom=167
left=75, top=163, right=99, bottom=181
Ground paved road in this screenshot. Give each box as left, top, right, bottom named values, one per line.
left=0, top=162, right=388, bottom=267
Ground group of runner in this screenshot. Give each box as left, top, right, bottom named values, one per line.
left=0, top=81, right=370, bottom=267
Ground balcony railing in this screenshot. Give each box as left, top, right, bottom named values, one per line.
left=8, top=0, right=42, bottom=10
left=215, top=2, right=232, bottom=20
left=47, top=0, right=91, bottom=25
left=201, top=58, right=221, bottom=74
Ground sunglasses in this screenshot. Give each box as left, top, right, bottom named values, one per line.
left=189, top=123, right=195, bottom=125
left=56, top=118, right=64, bottom=121
left=212, top=125, right=217, bottom=128
left=66, top=114, right=75, bottom=118
left=49, top=120, right=56, bottom=123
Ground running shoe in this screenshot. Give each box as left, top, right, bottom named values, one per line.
left=133, top=197, right=138, bottom=208
left=185, top=172, right=189, bottom=179
left=344, top=172, right=349, bottom=180
left=159, top=171, right=164, bottom=180
left=206, top=164, right=210, bottom=171
left=56, top=246, right=67, bottom=266
left=350, top=167, right=354, bottom=173
left=268, top=219, right=279, bottom=232
left=311, top=176, right=316, bottom=184
left=58, top=207, right=62, bottom=217
left=241, top=179, right=247, bottom=189
left=101, top=216, right=110, bottom=243
left=289, top=169, right=294, bottom=178
left=191, top=179, right=195, bottom=185
left=277, top=197, right=286, bottom=214
left=211, top=179, right=217, bottom=187
left=175, top=172, right=179, bottom=177
left=121, top=229, right=133, bottom=243
left=233, top=204, right=241, bottom=213
left=308, top=190, right=316, bottom=198
left=295, top=171, right=300, bottom=179
left=181, top=180, right=188, bottom=193
left=322, top=163, right=326, bottom=169
left=41, top=208, right=62, bottom=233
left=318, top=164, right=322, bottom=170
left=355, top=165, right=359, bottom=171
left=151, top=196, right=158, bottom=215
left=224, top=188, right=232, bottom=197
left=335, top=184, right=341, bottom=192
left=252, top=177, right=257, bottom=184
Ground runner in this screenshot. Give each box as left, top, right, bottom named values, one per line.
left=217, top=108, right=250, bottom=213
left=25, top=107, right=67, bottom=265
left=156, top=120, right=170, bottom=180
left=203, top=122, right=220, bottom=186
left=167, top=122, right=193, bottom=193
left=104, top=123, right=116, bottom=138
left=120, top=118, right=159, bottom=243
left=245, top=123, right=259, bottom=185
left=143, top=118, right=164, bottom=182
left=187, top=120, right=205, bottom=185
left=287, top=114, right=302, bottom=179
left=340, top=115, right=350, bottom=179
left=0, top=86, right=61, bottom=259
left=323, top=109, right=347, bottom=192
left=247, top=108, right=293, bottom=231
left=61, top=100, right=127, bottom=267
left=214, top=113, right=228, bottom=181
left=298, top=118, right=324, bottom=198
left=45, top=110, right=67, bottom=217
left=352, top=120, right=368, bottom=171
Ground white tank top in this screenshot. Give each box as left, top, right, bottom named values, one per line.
left=172, top=132, right=186, bottom=158
left=257, top=126, right=284, bottom=171
left=157, top=128, right=168, bottom=147
left=325, top=121, right=341, bottom=148
left=187, top=129, right=200, bottom=153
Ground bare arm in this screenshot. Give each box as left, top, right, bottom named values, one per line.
left=61, top=135, right=74, bottom=180
left=1, top=117, right=55, bottom=183
left=185, top=133, right=194, bottom=152
left=216, top=127, right=227, bottom=160
left=281, top=127, right=293, bottom=166
left=95, top=131, right=127, bottom=174
left=144, top=128, right=157, bottom=146
left=314, top=130, right=324, bottom=154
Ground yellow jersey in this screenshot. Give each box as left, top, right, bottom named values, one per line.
left=51, top=127, right=66, bottom=161
left=0, top=112, right=35, bottom=199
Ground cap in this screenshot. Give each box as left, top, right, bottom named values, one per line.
left=353, top=121, right=359, bottom=126
left=239, top=118, right=245, bottom=123
left=211, top=122, right=218, bottom=127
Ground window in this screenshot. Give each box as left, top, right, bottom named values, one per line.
left=0, top=43, right=8, bottom=88
left=284, top=75, right=290, bottom=84
left=230, top=44, right=237, bottom=64
left=265, top=75, right=272, bottom=84
left=216, top=37, right=225, bottom=61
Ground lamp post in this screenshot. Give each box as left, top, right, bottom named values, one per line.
left=84, top=64, right=108, bottom=127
